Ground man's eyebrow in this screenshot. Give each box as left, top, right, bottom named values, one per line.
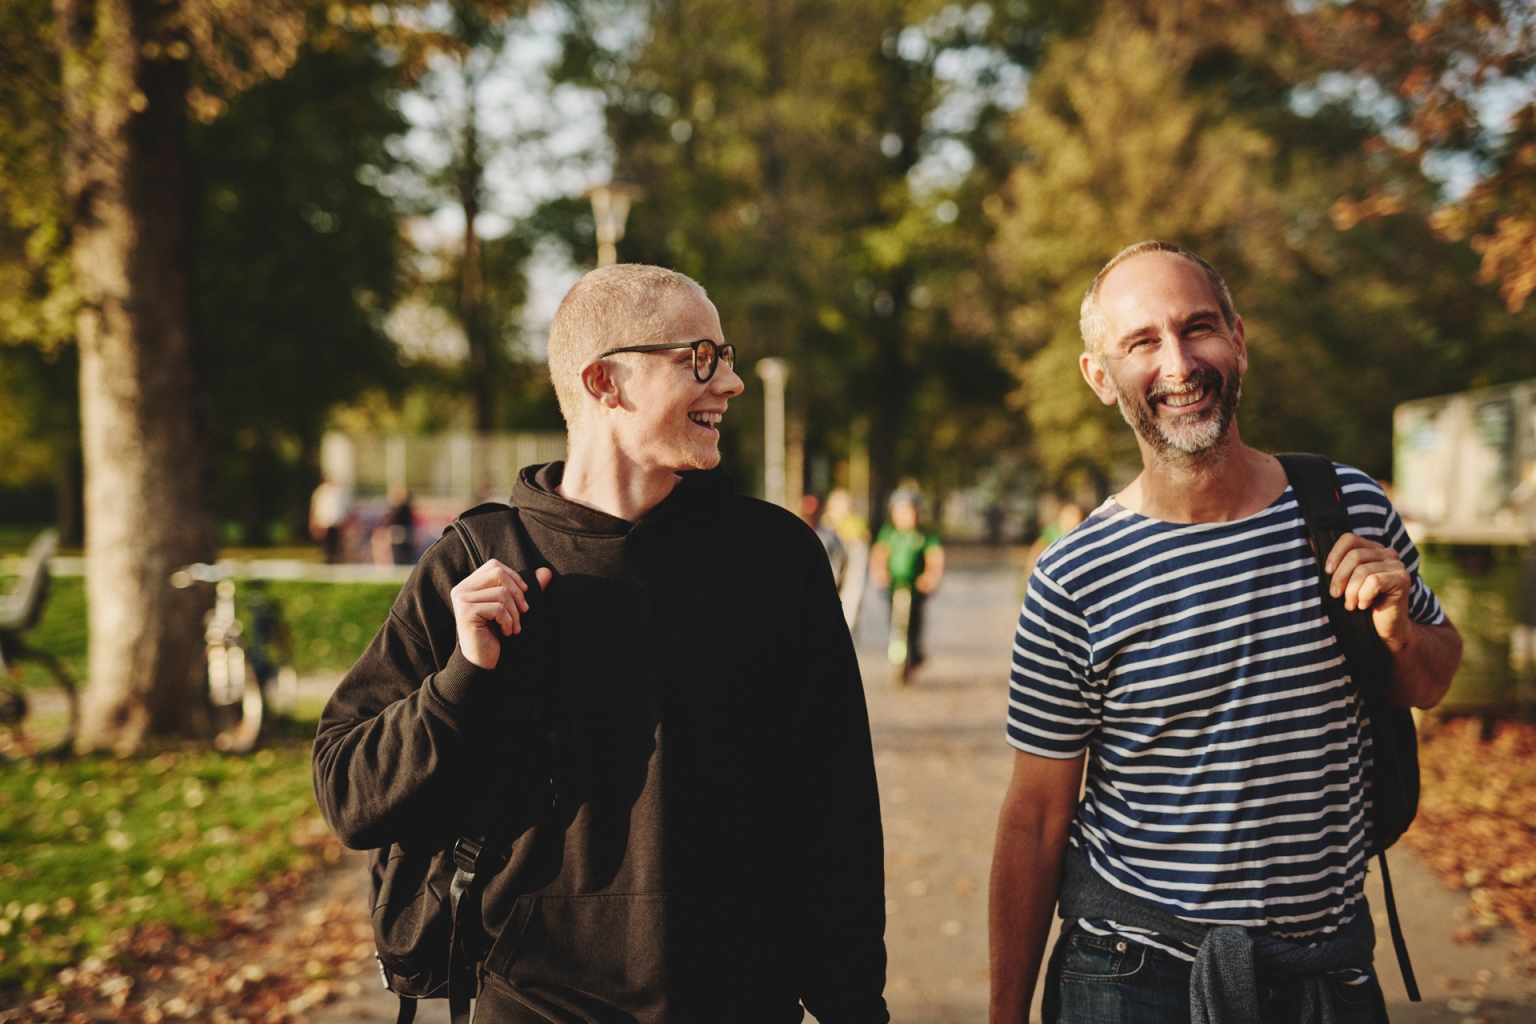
left=1176, top=309, right=1224, bottom=328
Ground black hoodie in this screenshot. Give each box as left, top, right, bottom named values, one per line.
left=313, top=464, right=888, bottom=1023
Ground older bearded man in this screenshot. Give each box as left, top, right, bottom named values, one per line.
left=988, top=242, right=1462, bottom=1024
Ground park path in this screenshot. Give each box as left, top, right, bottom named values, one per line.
left=309, top=548, right=1536, bottom=1023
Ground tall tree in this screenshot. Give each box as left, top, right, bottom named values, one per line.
left=990, top=1, right=1536, bottom=493
left=51, top=0, right=304, bottom=751
left=1302, top=0, right=1536, bottom=310
left=564, top=0, right=1024, bottom=521
left=191, top=35, right=406, bottom=544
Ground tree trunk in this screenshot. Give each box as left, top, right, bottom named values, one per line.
left=56, top=0, right=216, bottom=753
left=866, top=274, right=910, bottom=535
left=458, top=77, right=493, bottom=432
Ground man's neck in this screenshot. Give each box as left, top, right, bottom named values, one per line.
left=1115, top=429, right=1287, bottom=524
left=557, top=431, right=681, bottom=523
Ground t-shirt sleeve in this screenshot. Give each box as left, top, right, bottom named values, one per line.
left=875, top=523, right=895, bottom=545
left=1007, top=566, right=1099, bottom=758
left=923, top=532, right=943, bottom=552
left=1337, top=465, right=1445, bottom=626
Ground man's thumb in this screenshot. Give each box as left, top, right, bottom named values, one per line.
left=534, top=566, right=554, bottom=590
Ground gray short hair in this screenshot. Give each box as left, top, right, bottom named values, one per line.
left=1079, top=241, right=1237, bottom=356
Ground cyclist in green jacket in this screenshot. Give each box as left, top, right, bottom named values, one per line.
left=871, top=491, right=944, bottom=682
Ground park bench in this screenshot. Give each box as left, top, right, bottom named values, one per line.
left=0, top=529, right=78, bottom=757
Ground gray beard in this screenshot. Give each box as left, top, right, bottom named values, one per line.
left=1115, top=365, right=1241, bottom=462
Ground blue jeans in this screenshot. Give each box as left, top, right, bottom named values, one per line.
left=1043, top=925, right=1387, bottom=1024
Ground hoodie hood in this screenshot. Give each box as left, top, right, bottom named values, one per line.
left=510, top=461, right=736, bottom=537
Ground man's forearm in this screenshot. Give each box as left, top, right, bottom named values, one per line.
left=988, top=805, right=1071, bottom=1023
left=1387, top=619, right=1462, bottom=709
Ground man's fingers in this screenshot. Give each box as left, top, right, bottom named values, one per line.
left=1324, top=534, right=1369, bottom=574
left=534, top=566, right=554, bottom=590
left=1328, top=544, right=1395, bottom=597
left=460, top=597, right=521, bottom=635
left=460, top=579, right=530, bottom=612
left=1344, top=563, right=1409, bottom=612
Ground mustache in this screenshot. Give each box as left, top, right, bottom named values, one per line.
left=1146, top=366, right=1224, bottom=405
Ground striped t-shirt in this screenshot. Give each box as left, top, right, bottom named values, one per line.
left=1007, top=465, right=1444, bottom=961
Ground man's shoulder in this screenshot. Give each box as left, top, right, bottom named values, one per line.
left=1331, top=462, right=1388, bottom=499
left=1032, top=501, right=1130, bottom=580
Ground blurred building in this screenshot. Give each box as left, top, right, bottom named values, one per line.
left=319, top=430, right=567, bottom=563
left=1394, top=379, right=1536, bottom=716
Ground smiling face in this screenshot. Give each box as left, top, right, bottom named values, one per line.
left=1080, top=252, right=1247, bottom=460
left=597, top=289, right=744, bottom=473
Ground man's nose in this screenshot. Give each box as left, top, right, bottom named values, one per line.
left=1157, top=332, right=1199, bottom=379
left=714, top=362, right=745, bottom=398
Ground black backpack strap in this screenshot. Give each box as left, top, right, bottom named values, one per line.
left=450, top=519, right=485, bottom=568
left=1275, top=455, right=1394, bottom=700
left=1276, top=453, right=1421, bottom=1002
left=435, top=510, right=551, bottom=1023
left=445, top=837, right=510, bottom=1024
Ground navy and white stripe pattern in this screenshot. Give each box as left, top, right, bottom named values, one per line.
left=1008, top=465, right=1444, bottom=961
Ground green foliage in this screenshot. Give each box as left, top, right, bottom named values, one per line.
left=261, top=581, right=400, bottom=674
left=0, top=741, right=326, bottom=992
left=191, top=37, right=408, bottom=543
left=0, top=0, right=73, bottom=353
left=566, top=0, right=1025, bottom=509
left=991, top=4, right=1536, bottom=488
left=0, top=346, right=76, bottom=491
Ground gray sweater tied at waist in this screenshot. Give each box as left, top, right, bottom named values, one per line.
left=1057, top=852, right=1376, bottom=1024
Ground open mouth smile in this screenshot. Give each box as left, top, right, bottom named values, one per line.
left=1156, top=386, right=1209, bottom=411
left=687, top=411, right=723, bottom=429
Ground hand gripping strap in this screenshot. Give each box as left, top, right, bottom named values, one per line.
left=1275, top=453, right=1420, bottom=1002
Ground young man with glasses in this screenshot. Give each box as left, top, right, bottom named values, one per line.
left=315, top=263, right=889, bottom=1023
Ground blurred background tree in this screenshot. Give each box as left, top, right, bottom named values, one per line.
left=191, top=32, right=407, bottom=547
left=990, top=0, right=1536, bottom=496
left=556, top=0, right=1028, bottom=521
left=0, top=0, right=1533, bottom=750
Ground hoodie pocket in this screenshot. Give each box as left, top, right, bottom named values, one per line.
left=481, top=892, right=669, bottom=1022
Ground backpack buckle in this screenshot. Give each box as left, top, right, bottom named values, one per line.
left=452, top=836, right=508, bottom=875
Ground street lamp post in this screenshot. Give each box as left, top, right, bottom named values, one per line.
left=584, top=181, right=646, bottom=267
left=756, top=358, right=790, bottom=508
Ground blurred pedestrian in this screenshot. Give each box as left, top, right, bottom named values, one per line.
left=369, top=483, right=415, bottom=565
left=871, top=490, right=944, bottom=680
left=801, top=493, right=848, bottom=586
left=314, top=263, right=887, bottom=1023
left=309, top=473, right=348, bottom=564
left=989, top=240, right=1463, bottom=1024
left=824, top=488, right=871, bottom=630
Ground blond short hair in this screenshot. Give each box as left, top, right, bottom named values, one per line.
left=1079, top=241, right=1236, bottom=356
left=546, top=264, right=708, bottom=425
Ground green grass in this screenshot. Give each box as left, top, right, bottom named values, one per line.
left=1, top=577, right=401, bottom=689
left=0, top=724, right=330, bottom=992
left=262, top=581, right=401, bottom=675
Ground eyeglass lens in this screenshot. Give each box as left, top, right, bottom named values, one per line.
left=693, top=340, right=736, bottom=382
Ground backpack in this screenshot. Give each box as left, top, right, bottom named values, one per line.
left=369, top=512, right=556, bottom=1024
left=1276, top=453, right=1422, bottom=1001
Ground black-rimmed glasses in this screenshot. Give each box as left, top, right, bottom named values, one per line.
left=597, top=339, right=736, bottom=383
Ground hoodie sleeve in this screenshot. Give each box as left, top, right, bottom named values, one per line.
left=791, top=530, right=890, bottom=1024
left=311, top=535, right=532, bottom=851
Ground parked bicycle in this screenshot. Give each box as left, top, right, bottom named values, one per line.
left=171, top=563, right=296, bottom=752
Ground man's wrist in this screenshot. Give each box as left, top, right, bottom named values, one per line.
left=430, top=647, right=499, bottom=711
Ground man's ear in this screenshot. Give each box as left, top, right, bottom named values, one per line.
left=1231, top=315, right=1248, bottom=376
left=580, top=358, right=623, bottom=411
left=1079, top=349, right=1119, bottom=407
